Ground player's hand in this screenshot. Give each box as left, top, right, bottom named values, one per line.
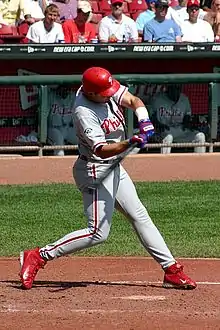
left=129, top=134, right=147, bottom=149
left=139, top=119, right=155, bottom=139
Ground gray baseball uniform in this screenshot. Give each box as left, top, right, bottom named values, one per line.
left=40, top=85, right=175, bottom=269
left=150, top=92, right=206, bottom=154
left=47, top=88, right=78, bottom=156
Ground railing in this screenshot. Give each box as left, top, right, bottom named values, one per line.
left=0, top=73, right=220, bottom=156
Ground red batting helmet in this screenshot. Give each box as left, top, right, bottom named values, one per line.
left=82, top=67, right=120, bottom=97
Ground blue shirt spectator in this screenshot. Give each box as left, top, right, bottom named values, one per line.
left=143, top=17, right=182, bottom=41
left=143, top=0, right=182, bottom=42
left=136, top=1, right=155, bottom=33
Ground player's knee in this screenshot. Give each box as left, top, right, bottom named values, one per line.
left=195, top=132, right=205, bottom=143
left=91, top=227, right=110, bottom=243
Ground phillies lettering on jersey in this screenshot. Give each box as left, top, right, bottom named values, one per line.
left=73, top=85, right=128, bottom=161
left=159, top=107, right=184, bottom=119
left=150, top=92, right=191, bottom=127
left=101, top=117, right=121, bottom=135
left=100, top=108, right=125, bottom=135
left=51, top=104, right=73, bottom=115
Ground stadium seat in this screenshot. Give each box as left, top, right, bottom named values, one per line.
left=0, top=24, right=25, bottom=43
left=0, top=24, right=14, bottom=35
left=90, top=13, right=103, bottom=24
left=99, top=0, right=111, bottom=12
left=102, top=10, right=112, bottom=16
left=99, top=0, right=128, bottom=13
left=128, top=0, right=147, bottom=12
left=91, top=1, right=100, bottom=13
left=18, top=22, right=30, bottom=36
left=131, top=10, right=144, bottom=21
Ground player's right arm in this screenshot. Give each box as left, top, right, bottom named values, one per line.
left=74, top=106, right=144, bottom=159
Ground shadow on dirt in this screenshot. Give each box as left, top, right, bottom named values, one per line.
left=0, top=279, right=161, bottom=292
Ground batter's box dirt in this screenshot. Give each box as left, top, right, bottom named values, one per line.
left=0, top=257, right=220, bottom=330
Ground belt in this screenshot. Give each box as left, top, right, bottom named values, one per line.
left=79, top=154, right=115, bottom=164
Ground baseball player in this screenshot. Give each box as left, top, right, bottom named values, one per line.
left=19, top=67, right=196, bottom=290
left=150, top=84, right=206, bottom=154
left=47, top=85, right=78, bottom=156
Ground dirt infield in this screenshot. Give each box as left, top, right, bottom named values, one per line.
left=1, top=257, right=220, bottom=330
left=1, top=153, right=220, bottom=184
left=1, top=154, right=220, bottom=329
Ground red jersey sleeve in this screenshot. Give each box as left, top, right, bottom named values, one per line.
left=87, top=23, right=96, bottom=42
left=62, top=20, right=79, bottom=43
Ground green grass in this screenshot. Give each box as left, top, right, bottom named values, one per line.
left=0, top=181, right=220, bottom=257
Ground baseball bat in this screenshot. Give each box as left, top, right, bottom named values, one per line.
left=88, top=142, right=139, bottom=190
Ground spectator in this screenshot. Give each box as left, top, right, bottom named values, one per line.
left=50, top=0, right=77, bottom=21
left=136, top=0, right=183, bottom=37
left=47, top=85, right=77, bottom=156
left=200, top=0, right=212, bottom=11
left=149, top=84, right=206, bottom=154
left=136, top=0, right=156, bottom=36
left=27, top=0, right=46, bottom=20
left=26, top=4, right=65, bottom=43
left=98, top=0, right=138, bottom=43
left=181, top=0, right=214, bottom=41
left=204, top=0, right=220, bottom=40
left=62, top=0, right=95, bottom=43
left=143, top=0, right=182, bottom=42
left=0, top=0, right=31, bottom=25
left=173, top=0, right=206, bottom=23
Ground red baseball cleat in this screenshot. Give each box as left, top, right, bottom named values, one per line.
left=19, top=248, right=46, bottom=290
left=163, top=262, right=197, bottom=290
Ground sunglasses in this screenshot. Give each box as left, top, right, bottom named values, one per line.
left=112, top=2, right=123, bottom=6
left=155, top=4, right=169, bottom=9
left=188, top=6, right=199, bottom=10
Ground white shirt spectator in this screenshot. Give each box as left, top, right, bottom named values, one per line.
left=98, top=13, right=138, bottom=42
left=28, top=0, right=45, bottom=19
left=166, top=7, right=183, bottom=27
left=26, top=20, right=64, bottom=43
left=181, top=18, right=214, bottom=42
left=174, top=6, right=206, bottom=24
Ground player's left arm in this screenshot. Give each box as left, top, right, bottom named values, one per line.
left=120, top=90, right=149, bottom=120
left=120, top=89, right=155, bottom=139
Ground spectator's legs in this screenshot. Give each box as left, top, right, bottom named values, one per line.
left=47, top=127, right=65, bottom=156
left=193, top=132, right=206, bottom=153
left=161, top=134, right=173, bottom=154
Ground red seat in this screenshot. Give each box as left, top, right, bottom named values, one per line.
left=91, top=1, right=100, bottom=13
left=99, top=0, right=128, bottom=13
left=128, top=0, right=147, bottom=12
left=99, top=0, right=111, bottom=12
left=18, top=22, right=31, bottom=36
left=131, top=10, right=144, bottom=20
left=123, top=2, right=129, bottom=12
left=90, top=13, right=103, bottom=24
left=0, top=24, right=14, bottom=35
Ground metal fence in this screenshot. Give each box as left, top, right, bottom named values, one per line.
left=0, top=73, right=220, bottom=156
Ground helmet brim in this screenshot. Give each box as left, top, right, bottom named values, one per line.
left=99, top=79, right=120, bottom=97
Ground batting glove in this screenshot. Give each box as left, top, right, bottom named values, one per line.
left=129, top=134, right=147, bottom=149
left=139, top=119, right=155, bottom=140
